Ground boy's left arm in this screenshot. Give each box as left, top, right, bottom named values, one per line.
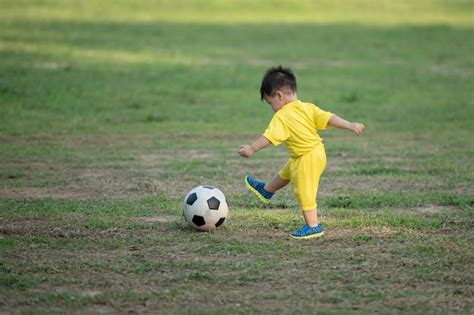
left=328, top=115, right=365, bottom=135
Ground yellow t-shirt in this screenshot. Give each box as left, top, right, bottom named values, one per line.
left=263, top=100, right=333, bottom=158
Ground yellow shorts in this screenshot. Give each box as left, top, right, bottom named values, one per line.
left=278, top=146, right=327, bottom=211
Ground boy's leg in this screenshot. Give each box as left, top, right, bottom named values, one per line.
left=302, top=208, right=318, bottom=227
left=290, top=148, right=326, bottom=240
left=244, top=175, right=274, bottom=204
left=264, top=175, right=290, bottom=193
left=245, top=159, right=291, bottom=204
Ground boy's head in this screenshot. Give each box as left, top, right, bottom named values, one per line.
left=260, top=66, right=297, bottom=100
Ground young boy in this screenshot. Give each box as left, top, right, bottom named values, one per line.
left=239, top=66, right=365, bottom=240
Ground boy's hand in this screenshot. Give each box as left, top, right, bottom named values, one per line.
left=349, top=122, right=365, bottom=135
left=239, top=144, right=255, bottom=158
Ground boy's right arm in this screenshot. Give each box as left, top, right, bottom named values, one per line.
left=239, top=136, right=271, bottom=158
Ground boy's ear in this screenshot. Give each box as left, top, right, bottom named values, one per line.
left=275, top=90, right=283, bottom=100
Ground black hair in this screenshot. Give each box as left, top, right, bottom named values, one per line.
left=260, top=66, right=297, bottom=100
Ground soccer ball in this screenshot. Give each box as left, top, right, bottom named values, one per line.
left=183, top=185, right=229, bottom=231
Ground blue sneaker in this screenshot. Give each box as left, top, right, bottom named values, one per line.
left=290, top=224, right=325, bottom=240
left=244, top=175, right=273, bottom=204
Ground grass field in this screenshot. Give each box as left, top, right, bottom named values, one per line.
left=1, top=0, right=473, bottom=314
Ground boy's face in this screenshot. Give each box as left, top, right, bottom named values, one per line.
left=264, top=92, right=284, bottom=112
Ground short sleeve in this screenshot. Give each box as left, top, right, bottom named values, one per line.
left=262, top=115, right=289, bottom=146
left=313, top=105, right=333, bottom=130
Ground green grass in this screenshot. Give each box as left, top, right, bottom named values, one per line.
left=1, top=0, right=473, bottom=314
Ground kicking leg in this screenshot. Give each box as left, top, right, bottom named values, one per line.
left=264, top=175, right=290, bottom=193
left=244, top=175, right=274, bottom=204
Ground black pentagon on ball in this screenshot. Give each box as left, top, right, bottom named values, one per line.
left=186, top=193, right=198, bottom=206
left=207, top=197, right=220, bottom=210
left=192, top=215, right=206, bottom=226
left=215, top=217, right=225, bottom=228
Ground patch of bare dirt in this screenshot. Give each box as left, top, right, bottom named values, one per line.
left=0, top=221, right=88, bottom=238
left=133, top=215, right=176, bottom=223
left=0, top=167, right=155, bottom=199
left=412, top=205, right=459, bottom=212
left=0, top=132, right=269, bottom=199
left=0, top=214, right=177, bottom=241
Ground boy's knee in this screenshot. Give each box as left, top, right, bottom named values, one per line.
left=295, top=193, right=316, bottom=210
left=301, top=203, right=317, bottom=211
